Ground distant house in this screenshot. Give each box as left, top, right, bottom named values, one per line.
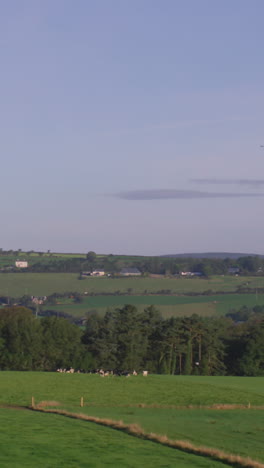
left=15, top=261, right=28, bottom=268
left=82, top=270, right=105, bottom=277
left=228, top=267, right=240, bottom=275
left=180, top=271, right=202, bottom=277
left=120, top=268, right=141, bottom=276
left=31, top=296, right=47, bottom=305
left=90, top=270, right=105, bottom=277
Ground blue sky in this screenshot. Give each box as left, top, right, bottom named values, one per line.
left=1, top=0, right=264, bottom=255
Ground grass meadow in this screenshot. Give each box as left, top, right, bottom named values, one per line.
left=0, top=373, right=264, bottom=467
left=49, top=293, right=264, bottom=318
left=1, top=273, right=264, bottom=297
left=68, top=406, right=264, bottom=463
left=1, top=273, right=264, bottom=320
left=0, top=408, right=226, bottom=468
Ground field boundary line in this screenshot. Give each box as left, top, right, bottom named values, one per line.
left=122, top=403, right=264, bottom=410
left=0, top=404, right=28, bottom=410
left=31, top=407, right=264, bottom=468
left=59, top=402, right=264, bottom=410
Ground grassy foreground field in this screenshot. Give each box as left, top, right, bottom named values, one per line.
left=2, top=409, right=261, bottom=468
left=0, top=408, right=223, bottom=468
left=1, top=273, right=264, bottom=297
left=70, top=406, right=264, bottom=464
left=0, top=373, right=264, bottom=467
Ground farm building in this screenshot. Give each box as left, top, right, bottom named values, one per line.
left=180, top=271, right=202, bottom=276
left=15, top=261, right=28, bottom=268
left=82, top=270, right=105, bottom=277
left=228, top=267, right=240, bottom=274
left=31, top=296, right=47, bottom=305
left=120, top=268, right=141, bottom=276
left=90, top=270, right=105, bottom=277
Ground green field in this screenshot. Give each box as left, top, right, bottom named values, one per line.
left=49, top=301, right=218, bottom=318
left=46, top=293, right=264, bottom=318
left=0, top=409, right=226, bottom=468
left=1, top=273, right=264, bottom=297
left=1, top=373, right=263, bottom=407
left=0, top=373, right=264, bottom=467
left=1, top=272, right=263, bottom=319
left=73, top=406, right=264, bottom=463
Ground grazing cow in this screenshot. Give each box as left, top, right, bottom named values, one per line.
left=142, top=370, right=148, bottom=377
left=132, top=370, right=138, bottom=376
left=114, top=370, right=130, bottom=377
left=66, top=367, right=75, bottom=373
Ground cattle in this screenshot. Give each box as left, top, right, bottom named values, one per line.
left=97, top=369, right=112, bottom=377
left=132, top=370, right=138, bottom=376
left=113, top=370, right=130, bottom=377
left=142, top=370, right=148, bottom=377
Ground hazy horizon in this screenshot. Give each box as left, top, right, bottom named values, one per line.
left=2, top=248, right=264, bottom=258
left=1, top=1, right=264, bottom=256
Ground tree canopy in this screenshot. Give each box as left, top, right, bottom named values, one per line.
left=0, top=305, right=263, bottom=375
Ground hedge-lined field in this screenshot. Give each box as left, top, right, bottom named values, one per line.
left=46, top=293, right=264, bottom=318
left=49, top=301, right=217, bottom=318
left=0, top=272, right=264, bottom=297
left=1, top=273, right=264, bottom=297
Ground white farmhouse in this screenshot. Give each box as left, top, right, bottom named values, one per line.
left=15, top=261, right=28, bottom=268
left=90, top=270, right=105, bottom=276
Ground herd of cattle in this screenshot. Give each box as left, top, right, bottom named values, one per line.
left=56, top=367, right=148, bottom=377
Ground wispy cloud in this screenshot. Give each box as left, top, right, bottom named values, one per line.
left=191, top=178, right=264, bottom=188
left=115, top=189, right=264, bottom=201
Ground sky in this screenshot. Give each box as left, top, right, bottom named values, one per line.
left=1, top=0, right=264, bottom=256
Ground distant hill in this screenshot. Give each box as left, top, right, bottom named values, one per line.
left=163, top=252, right=264, bottom=259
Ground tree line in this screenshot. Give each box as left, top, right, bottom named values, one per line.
left=1, top=249, right=264, bottom=275
left=19, top=254, right=264, bottom=275
left=0, top=305, right=263, bottom=375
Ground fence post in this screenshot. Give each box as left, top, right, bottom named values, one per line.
left=80, top=396, right=84, bottom=407
left=31, top=396, right=35, bottom=408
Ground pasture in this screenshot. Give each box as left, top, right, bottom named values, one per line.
left=1, top=373, right=263, bottom=407
left=0, top=373, right=264, bottom=467
left=46, top=293, right=264, bottom=318
left=72, top=406, right=264, bottom=463
left=1, top=273, right=264, bottom=297
left=0, top=409, right=225, bottom=468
